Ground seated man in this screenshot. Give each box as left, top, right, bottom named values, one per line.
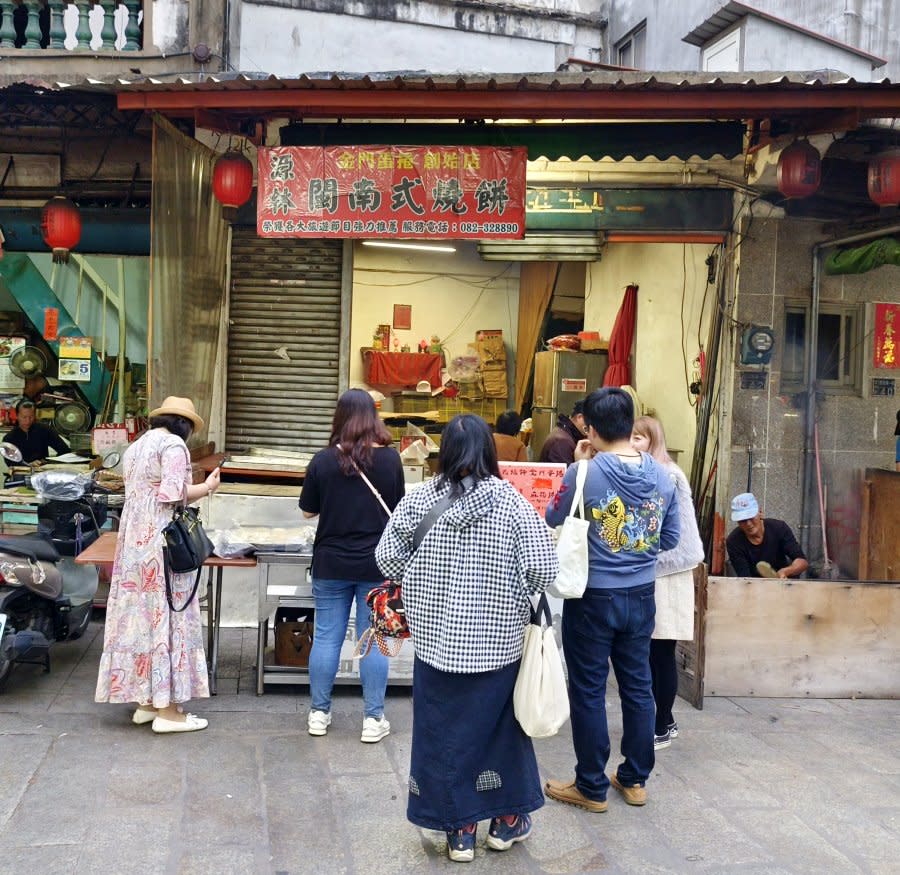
left=3, top=399, right=69, bottom=463
left=726, top=492, right=808, bottom=579
left=539, top=400, right=587, bottom=464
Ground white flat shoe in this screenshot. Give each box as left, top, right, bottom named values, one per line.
left=151, top=713, right=208, bottom=734
left=132, top=707, right=158, bottom=725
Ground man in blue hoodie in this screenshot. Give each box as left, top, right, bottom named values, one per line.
left=544, top=387, right=680, bottom=812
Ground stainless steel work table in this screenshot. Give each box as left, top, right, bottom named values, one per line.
left=255, top=551, right=314, bottom=695
left=254, top=551, right=415, bottom=694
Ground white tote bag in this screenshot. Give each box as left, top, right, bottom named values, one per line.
left=547, top=459, right=590, bottom=599
left=514, top=594, right=570, bottom=739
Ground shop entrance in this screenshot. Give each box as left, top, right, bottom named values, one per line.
left=225, top=230, right=343, bottom=454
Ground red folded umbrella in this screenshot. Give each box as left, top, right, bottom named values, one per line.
left=603, top=284, right=638, bottom=387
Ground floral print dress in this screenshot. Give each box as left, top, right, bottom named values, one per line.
left=95, top=428, right=209, bottom=707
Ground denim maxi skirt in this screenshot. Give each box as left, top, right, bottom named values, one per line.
left=407, top=655, right=545, bottom=831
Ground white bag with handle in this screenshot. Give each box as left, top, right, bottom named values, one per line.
left=547, top=459, right=590, bottom=599
left=514, top=593, right=570, bottom=738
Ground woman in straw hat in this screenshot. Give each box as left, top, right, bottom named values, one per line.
left=95, top=396, right=220, bottom=733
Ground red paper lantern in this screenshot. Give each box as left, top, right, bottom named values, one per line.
left=867, top=152, right=900, bottom=206
left=777, top=141, right=821, bottom=198
left=212, top=151, right=253, bottom=221
left=40, top=196, right=81, bottom=263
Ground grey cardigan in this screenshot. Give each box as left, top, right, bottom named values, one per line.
left=655, top=463, right=705, bottom=578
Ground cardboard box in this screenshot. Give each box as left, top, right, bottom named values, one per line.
left=481, top=365, right=508, bottom=398
left=476, top=336, right=506, bottom=366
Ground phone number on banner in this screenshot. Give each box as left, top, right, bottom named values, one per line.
left=259, top=218, right=522, bottom=237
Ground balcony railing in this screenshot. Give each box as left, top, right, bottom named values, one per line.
left=0, top=1, right=143, bottom=52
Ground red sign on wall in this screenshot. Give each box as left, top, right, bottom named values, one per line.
left=874, top=302, right=899, bottom=369
left=257, top=146, right=526, bottom=239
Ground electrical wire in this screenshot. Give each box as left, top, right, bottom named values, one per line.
left=354, top=263, right=514, bottom=290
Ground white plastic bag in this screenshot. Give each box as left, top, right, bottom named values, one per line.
left=547, top=459, right=589, bottom=599
left=514, top=594, right=570, bottom=738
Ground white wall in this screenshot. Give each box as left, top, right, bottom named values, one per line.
left=238, top=7, right=559, bottom=75
left=349, top=243, right=520, bottom=399
left=743, top=17, right=875, bottom=79
left=583, top=242, right=718, bottom=474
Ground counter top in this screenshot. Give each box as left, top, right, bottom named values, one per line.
left=193, top=453, right=306, bottom=481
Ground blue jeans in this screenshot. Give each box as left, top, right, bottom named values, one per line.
left=562, top=582, right=656, bottom=801
left=309, top=578, right=388, bottom=718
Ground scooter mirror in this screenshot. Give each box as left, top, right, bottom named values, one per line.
left=0, top=442, right=23, bottom=464
left=101, top=451, right=121, bottom=469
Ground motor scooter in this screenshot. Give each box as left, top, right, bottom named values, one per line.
left=0, top=443, right=120, bottom=690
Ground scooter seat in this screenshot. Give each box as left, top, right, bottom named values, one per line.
left=0, top=535, right=61, bottom=564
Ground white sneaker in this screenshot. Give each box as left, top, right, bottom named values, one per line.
left=361, top=715, right=390, bottom=743
left=307, top=710, right=332, bottom=736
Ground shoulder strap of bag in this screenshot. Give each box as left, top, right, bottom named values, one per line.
left=355, top=465, right=393, bottom=517
left=530, top=592, right=552, bottom=628
left=338, top=446, right=392, bottom=517
left=412, top=474, right=475, bottom=550
left=568, top=459, right=588, bottom=520
left=162, top=548, right=203, bottom=613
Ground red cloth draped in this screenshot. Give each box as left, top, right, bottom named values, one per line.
left=603, top=285, right=638, bottom=387
left=364, top=351, right=443, bottom=389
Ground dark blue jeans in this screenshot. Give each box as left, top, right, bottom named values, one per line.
left=562, top=582, right=656, bottom=801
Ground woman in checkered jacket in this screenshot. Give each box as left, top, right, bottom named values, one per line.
left=376, top=414, right=558, bottom=863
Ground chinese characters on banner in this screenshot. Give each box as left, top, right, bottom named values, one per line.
left=257, top=146, right=527, bottom=239
left=498, top=461, right=567, bottom=517
left=874, top=303, right=899, bottom=369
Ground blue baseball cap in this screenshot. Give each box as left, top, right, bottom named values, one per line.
left=731, top=492, right=759, bottom=522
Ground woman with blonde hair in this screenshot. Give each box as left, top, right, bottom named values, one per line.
left=630, top=415, right=704, bottom=750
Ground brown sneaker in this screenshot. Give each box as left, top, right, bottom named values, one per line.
left=610, top=773, right=647, bottom=806
left=544, top=778, right=608, bottom=813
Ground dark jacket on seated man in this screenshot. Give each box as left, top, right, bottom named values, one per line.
left=539, top=401, right=586, bottom=465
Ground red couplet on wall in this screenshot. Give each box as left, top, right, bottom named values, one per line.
left=43, top=307, right=59, bottom=341
left=874, top=302, right=899, bottom=369
left=257, top=145, right=527, bottom=239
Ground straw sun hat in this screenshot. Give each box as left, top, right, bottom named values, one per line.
left=148, top=396, right=204, bottom=431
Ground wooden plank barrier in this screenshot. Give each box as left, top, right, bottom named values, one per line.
left=704, top=577, right=900, bottom=699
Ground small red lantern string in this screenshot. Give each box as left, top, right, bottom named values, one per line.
left=212, top=151, right=254, bottom=221
left=40, top=197, right=82, bottom=263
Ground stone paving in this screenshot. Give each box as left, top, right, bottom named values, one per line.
left=0, top=620, right=897, bottom=874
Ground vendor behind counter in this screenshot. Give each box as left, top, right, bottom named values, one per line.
left=3, top=399, right=69, bottom=463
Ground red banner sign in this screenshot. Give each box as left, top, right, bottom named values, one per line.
left=257, top=146, right=526, bottom=239
left=874, top=302, right=899, bottom=369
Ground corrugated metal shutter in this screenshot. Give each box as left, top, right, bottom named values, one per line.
left=226, top=231, right=343, bottom=453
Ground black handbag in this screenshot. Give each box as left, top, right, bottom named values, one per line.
left=162, top=505, right=214, bottom=612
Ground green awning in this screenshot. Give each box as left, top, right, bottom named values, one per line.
left=278, top=122, right=744, bottom=161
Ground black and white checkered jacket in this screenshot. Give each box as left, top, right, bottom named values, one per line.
left=375, top=476, right=558, bottom=674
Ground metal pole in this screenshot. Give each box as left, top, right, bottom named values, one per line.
left=117, top=258, right=126, bottom=423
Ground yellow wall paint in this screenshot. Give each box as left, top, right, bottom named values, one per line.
left=584, top=242, right=718, bottom=475
left=349, top=242, right=520, bottom=400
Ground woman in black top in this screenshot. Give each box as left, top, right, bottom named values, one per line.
left=299, top=389, right=404, bottom=743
